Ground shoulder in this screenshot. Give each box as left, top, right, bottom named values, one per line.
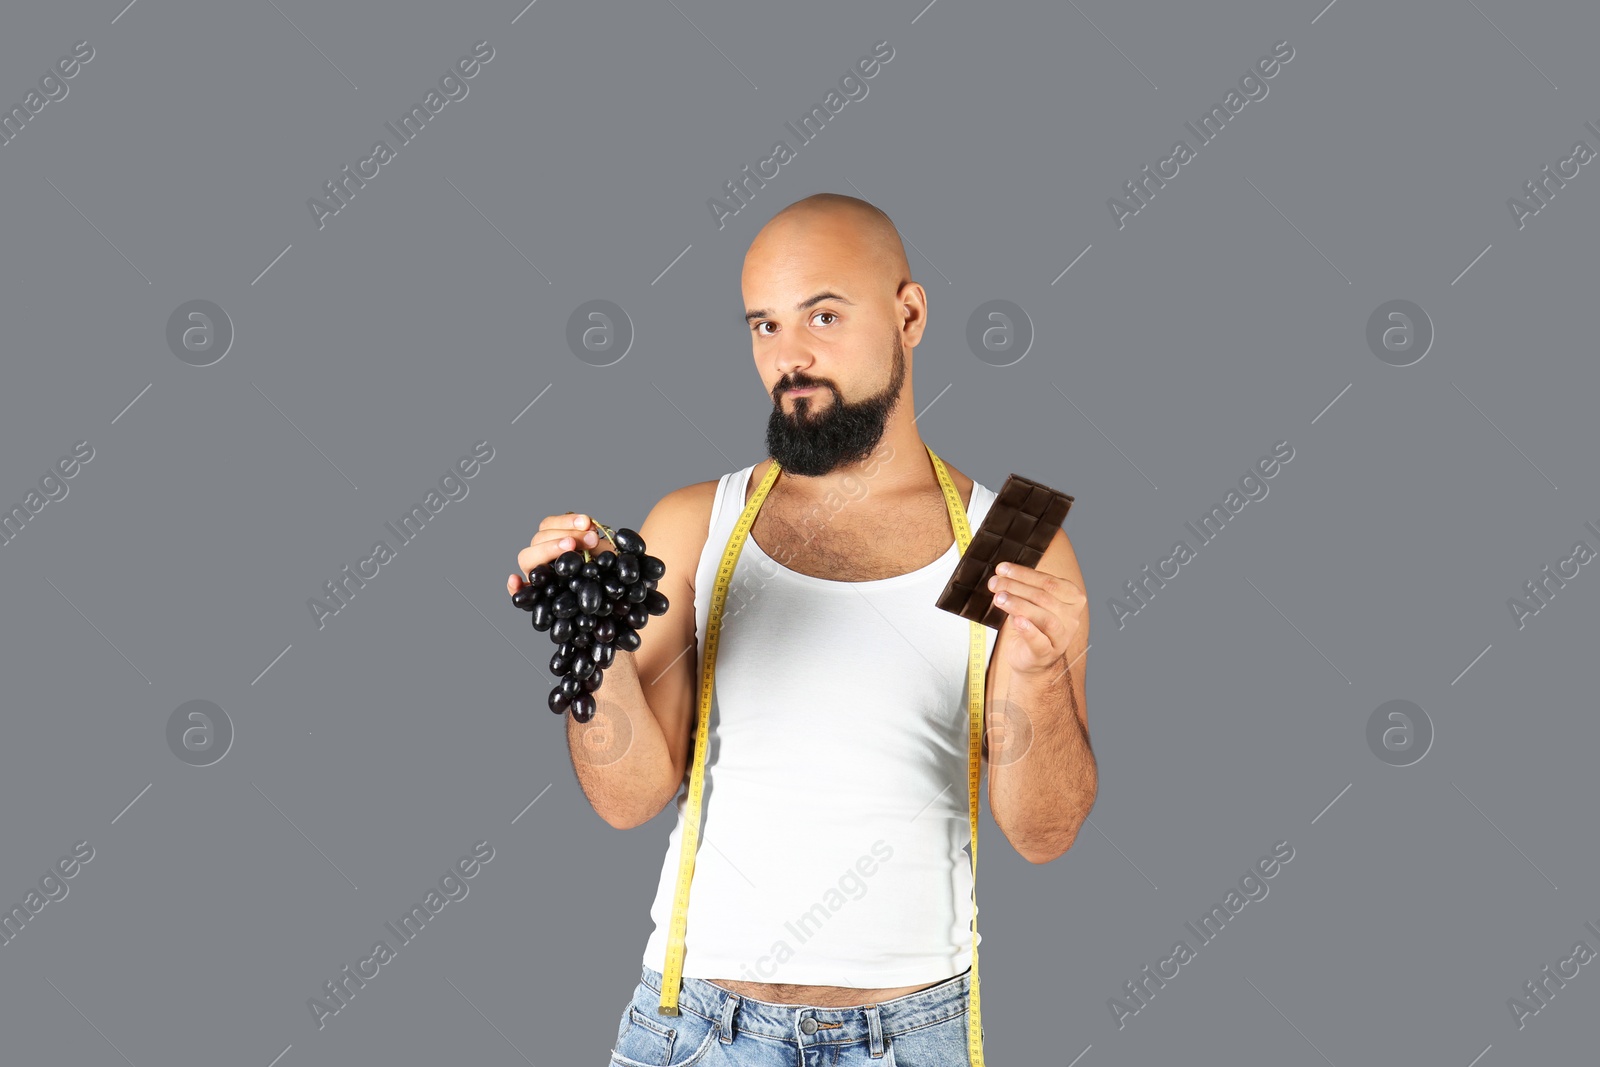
left=1037, top=525, right=1084, bottom=588
left=637, top=469, right=746, bottom=596
left=653, top=477, right=722, bottom=518
left=640, top=477, right=721, bottom=549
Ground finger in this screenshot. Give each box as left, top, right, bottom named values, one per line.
left=507, top=573, right=523, bottom=596
left=544, top=524, right=602, bottom=546
left=992, top=564, right=1080, bottom=612
left=994, top=587, right=1066, bottom=644
left=526, top=527, right=601, bottom=553
left=1003, top=606, right=1055, bottom=655
left=992, top=561, right=1061, bottom=594
left=516, top=538, right=571, bottom=577
left=516, top=528, right=604, bottom=577
left=992, top=580, right=1051, bottom=615
left=537, top=512, right=590, bottom=531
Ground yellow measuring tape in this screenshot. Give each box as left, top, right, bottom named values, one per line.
left=657, top=442, right=987, bottom=1065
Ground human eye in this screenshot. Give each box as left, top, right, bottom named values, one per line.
left=812, top=311, right=837, bottom=326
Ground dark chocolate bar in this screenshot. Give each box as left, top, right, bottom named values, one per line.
left=935, top=473, right=1074, bottom=629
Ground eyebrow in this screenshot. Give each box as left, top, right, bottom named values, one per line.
left=744, top=291, right=854, bottom=324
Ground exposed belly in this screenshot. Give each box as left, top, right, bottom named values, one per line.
left=703, top=976, right=942, bottom=1007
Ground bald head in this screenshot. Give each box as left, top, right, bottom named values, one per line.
left=744, top=193, right=911, bottom=301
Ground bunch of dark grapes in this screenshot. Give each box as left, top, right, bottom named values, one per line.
left=511, top=522, right=668, bottom=722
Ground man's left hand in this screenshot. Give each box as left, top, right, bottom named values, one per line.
left=988, top=561, right=1086, bottom=676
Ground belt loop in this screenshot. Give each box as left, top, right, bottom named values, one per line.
left=865, top=1003, right=886, bottom=1057
left=717, top=992, right=740, bottom=1044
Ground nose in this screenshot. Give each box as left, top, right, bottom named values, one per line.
left=772, top=338, right=816, bottom=385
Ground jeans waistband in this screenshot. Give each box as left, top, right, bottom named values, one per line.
left=636, top=964, right=970, bottom=1043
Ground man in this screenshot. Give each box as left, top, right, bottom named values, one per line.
left=510, top=193, right=1095, bottom=1064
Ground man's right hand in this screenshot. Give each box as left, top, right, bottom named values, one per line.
left=507, top=512, right=617, bottom=597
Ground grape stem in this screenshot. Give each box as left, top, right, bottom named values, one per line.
left=581, top=518, right=617, bottom=564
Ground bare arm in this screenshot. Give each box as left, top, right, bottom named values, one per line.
left=984, top=526, right=1096, bottom=863
left=563, top=484, right=712, bottom=829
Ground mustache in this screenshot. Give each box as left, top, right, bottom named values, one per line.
left=775, top=378, right=833, bottom=398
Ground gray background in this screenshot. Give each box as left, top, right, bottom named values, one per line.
left=1, top=0, right=1595, bottom=1064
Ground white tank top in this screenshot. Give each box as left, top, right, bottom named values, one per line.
left=640, top=461, right=1000, bottom=986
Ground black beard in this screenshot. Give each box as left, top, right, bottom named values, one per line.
left=765, top=332, right=906, bottom=478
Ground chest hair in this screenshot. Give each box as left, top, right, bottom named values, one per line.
left=750, top=489, right=965, bottom=582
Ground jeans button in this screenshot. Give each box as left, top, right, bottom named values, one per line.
left=799, top=1017, right=818, bottom=1035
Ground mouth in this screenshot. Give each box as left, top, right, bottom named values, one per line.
left=783, top=386, right=821, bottom=397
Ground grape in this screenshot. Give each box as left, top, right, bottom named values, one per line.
left=577, top=580, right=604, bottom=614
left=613, top=528, right=646, bottom=556
left=513, top=524, right=668, bottom=723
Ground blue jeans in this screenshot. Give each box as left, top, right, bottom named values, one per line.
left=607, top=964, right=976, bottom=1066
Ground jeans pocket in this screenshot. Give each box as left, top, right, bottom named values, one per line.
left=883, top=1007, right=971, bottom=1067
left=610, top=1003, right=721, bottom=1067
